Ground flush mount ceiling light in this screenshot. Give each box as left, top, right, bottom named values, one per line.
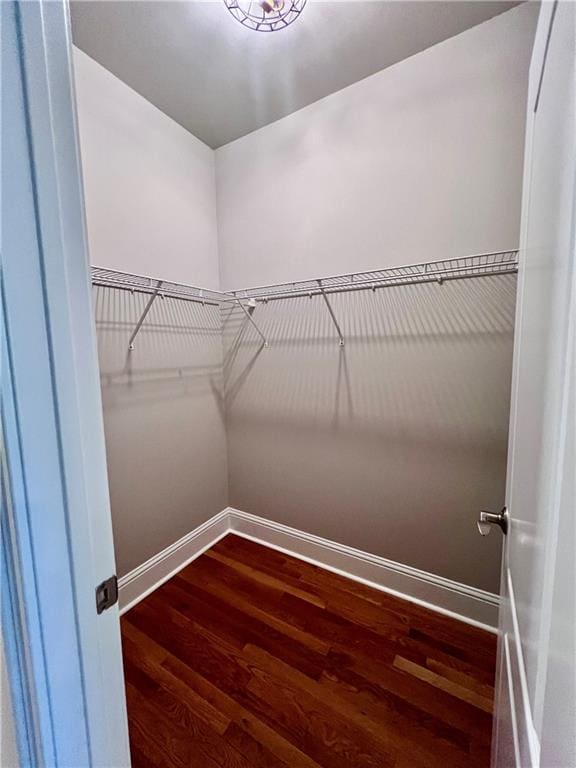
left=223, top=0, right=307, bottom=32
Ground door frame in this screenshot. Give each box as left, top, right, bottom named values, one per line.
left=491, top=1, right=576, bottom=766
left=1, top=1, right=130, bottom=764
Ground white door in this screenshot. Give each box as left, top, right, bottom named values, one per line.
left=491, top=2, right=576, bottom=767
left=2, top=0, right=131, bottom=764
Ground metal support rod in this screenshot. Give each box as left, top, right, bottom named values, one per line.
left=128, top=281, right=163, bottom=350
left=237, top=299, right=268, bottom=347
left=317, top=280, right=345, bottom=346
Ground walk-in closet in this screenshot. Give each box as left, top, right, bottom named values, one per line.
left=70, top=2, right=538, bottom=765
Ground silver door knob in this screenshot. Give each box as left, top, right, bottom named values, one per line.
left=477, top=507, right=509, bottom=536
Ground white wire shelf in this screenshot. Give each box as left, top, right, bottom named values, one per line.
left=91, top=266, right=228, bottom=306
left=91, top=250, right=518, bottom=350
left=227, top=250, right=518, bottom=302
left=91, top=266, right=231, bottom=350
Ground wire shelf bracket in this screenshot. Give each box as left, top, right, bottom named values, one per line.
left=236, top=298, right=269, bottom=347
left=317, top=279, right=344, bottom=346
left=128, top=281, right=163, bottom=351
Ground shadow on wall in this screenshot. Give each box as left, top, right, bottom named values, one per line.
left=94, top=286, right=225, bottom=409
left=93, top=287, right=228, bottom=577
left=222, top=275, right=516, bottom=593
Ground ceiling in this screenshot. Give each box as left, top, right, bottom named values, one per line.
left=71, top=1, right=521, bottom=149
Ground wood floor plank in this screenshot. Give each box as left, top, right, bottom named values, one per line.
left=125, top=681, right=251, bottom=768
left=195, top=546, right=409, bottom=639
left=122, top=631, right=230, bottom=735
left=222, top=722, right=291, bottom=768
left=264, top=591, right=404, bottom=665
left=122, top=534, right=496, bottom=768
left=212, top=535, right=496, bottom=662
left=243, top=650, right=395, bottom=768
left=403, top=631, right=497, bottom=685
left=130, top=743, right=162, bottom=768
left=126, top=685, right=185, bottom=768
left=162, top=576, right=329, bottom=679
left=210, top=536, right=388, bottom=610
left=125, top=600, right=253, bottom=695
left=426, top=657, right=495, bottom=699
left=212, top=536, right=494, bottom=655
left=124, top=613, right=325, bottom=768
left=179, top=556, right=332, bottom=654
left=205, top=548, right=326, bottom=607
left=318, top=666, right=472, bottom=756
left=407, top=626, right=496, bottom=672
left=327, top=647, right=494, bottom=742
left=244, top=642, right=469, bottom=768
left=161, top=653, right=326, bottom=768
left=393, top=655, right=494, bottom=713
left=187, top=548, right=492, bottom=690
left=129, top=594, right=336, bottom=766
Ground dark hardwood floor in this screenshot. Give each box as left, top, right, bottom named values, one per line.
left=121, top=534, right=497, bottom=768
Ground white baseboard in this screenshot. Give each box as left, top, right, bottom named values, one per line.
left=118, top=506, right=499, bottom=631
left=117, top=509, right=229, bottom=614
left=227, top=507, right=499, bottom=631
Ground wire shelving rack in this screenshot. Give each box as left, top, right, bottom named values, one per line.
left=91, top=250, right=519, bottom=350
left=227, top=250, right=519, bottom=302
left=91, top=266, right=227, bottom=306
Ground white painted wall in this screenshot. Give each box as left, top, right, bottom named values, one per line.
left=74, top=48, right=220, bottom=289
left=216, top=3, right=538, bottom=289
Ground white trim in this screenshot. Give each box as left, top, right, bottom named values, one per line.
left=118, top=510, right=230, bottom=614
left=504, top=632, right=522, bottom=767
left=507, top=569, right=541, bottom=766
left=4, top=2, right=131, bottom=763
left=118, top=507, right=499, bottom=631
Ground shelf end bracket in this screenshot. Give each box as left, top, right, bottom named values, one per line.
left=317, top=280, right=344, bottom=345
left=237, top=298, right=268, bottom=347
left=128, top=280, right=163, bottom=351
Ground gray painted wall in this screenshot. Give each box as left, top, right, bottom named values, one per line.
left=93, top=287, right=227, bottom=576
left=75, top=49, right=228, bottom=577
left=223, top=276, right=515, bottom=593
left=217, top=6, right=536, bottom=593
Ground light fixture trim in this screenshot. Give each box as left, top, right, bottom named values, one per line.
left=223, top=0, right=307, bottom=32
